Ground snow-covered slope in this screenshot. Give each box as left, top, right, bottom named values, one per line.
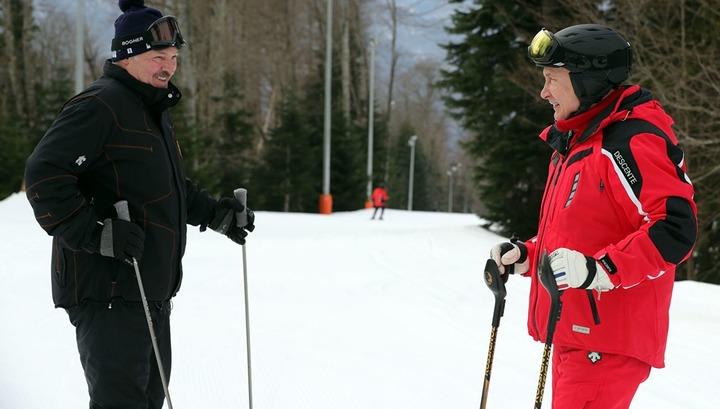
left=0, top=193, right=717, bottom=408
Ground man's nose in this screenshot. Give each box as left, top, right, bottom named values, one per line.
left=162, top=60, right=177, bottom=73
left=540, top=83, right=551, bottom=100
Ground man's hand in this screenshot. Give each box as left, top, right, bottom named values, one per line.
left=490, top=240, right=529, bottom=276
left=99, top=219, right=145, bottom=262
left=206, top=197, right=255, bottom=245
left=549, top=248, right=615, bottom=291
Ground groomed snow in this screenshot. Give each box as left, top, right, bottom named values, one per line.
left=0, top=193, right=717, bottom=408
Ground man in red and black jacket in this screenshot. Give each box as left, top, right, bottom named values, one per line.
left=490, top=24, right=697, bottom=408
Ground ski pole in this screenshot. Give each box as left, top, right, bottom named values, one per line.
left=233, top=188, right=254, bottom=409
left=479, top=259, right=507, bottom=409
left=114, top=201, right=174, bottom=409
left=534, top=253, right=563, bottom=409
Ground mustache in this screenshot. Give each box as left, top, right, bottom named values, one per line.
left=155, top=71, right=172, bottom=79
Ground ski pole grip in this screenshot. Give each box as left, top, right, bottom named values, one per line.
left=484, top=259, right=507, bottom=328
left=539, top=253, right=560, bottom=298
left=233, top=188, right=248, bottom=227
left=114, top=200, right=131, bottom=222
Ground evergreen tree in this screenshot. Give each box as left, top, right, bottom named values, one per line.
left=329, top=117, right=365, bottom=211
left=385, top=122, right=413, bottom=209
left=252, top=64, right=377, bottom=213
left=204, top=72, right=255, bottom=195
left=251, top=92, right=321, bottom=212
left=300, top=75, right=365, bottom=212
left=440, top=0, right=552, bottom=238
left=34, top=72, right=74, bottom=136
left=412, top=142, right=439, bottom=212
left=175, top=72, right=255, bottom=197
left=0, top=118, right=25, bottom=196
left=0, top=69, right=72, bottom=198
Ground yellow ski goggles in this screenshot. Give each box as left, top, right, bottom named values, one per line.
left=528, top=29, right=558, bottom=66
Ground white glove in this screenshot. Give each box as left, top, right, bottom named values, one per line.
left=549, top=248, right=615, bottom=291
left=490, top=241, right=529, bottom=275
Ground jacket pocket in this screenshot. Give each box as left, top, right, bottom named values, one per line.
left=52, top=240, right=67, bottom=288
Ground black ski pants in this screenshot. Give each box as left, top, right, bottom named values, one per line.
left=66, top=300, right=172, bottom=409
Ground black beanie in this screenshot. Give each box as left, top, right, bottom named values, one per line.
left=115, top=0, right=162, bottom=38
left=113, top=0, right=163, bottom=54
left=111, top=0, right=163, bottom=61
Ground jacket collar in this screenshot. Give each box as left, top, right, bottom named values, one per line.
left=102, top=59, right=181, bottom=113
left=540, top=85, right=653, bottom=155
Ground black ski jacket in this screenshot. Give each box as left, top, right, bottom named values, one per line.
left=25, top=60, right=216, bottom=308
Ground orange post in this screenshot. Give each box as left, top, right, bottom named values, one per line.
left=319, top=194, right=333, bottom=214
left=364, top=200, right=373, bottom=209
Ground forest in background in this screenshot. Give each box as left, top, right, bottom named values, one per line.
left=1, top=0, right=719, bottom=283
left=1, top=0, right=468, bottom=213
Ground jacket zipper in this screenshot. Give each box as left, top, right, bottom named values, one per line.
left=154, top=111, right=185, bottom=298
left=531, top=152, right=567, bottom=336
left=586, top=290, right=601, bottom=324
left=532, top=137, right=606, bottom=337
left=108, top=281, right=117, bottom=309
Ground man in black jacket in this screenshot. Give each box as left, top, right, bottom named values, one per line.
left=24, top=1, right=253, bottom=408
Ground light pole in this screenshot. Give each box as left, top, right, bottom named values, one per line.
left=455, top=163, right=462, bottom=212
left=407, top=135, right=417, bottom=211
left=320, top=0, right=334, bottom=214
left=366, top=39, right=376, bottom=208
left=447, top=163, right=461, bottom=212
left=75, top=0, right=84, bottom=94
left=462, top=168, right=469, bottom=213
left=447, top=169, right=453, bottom=213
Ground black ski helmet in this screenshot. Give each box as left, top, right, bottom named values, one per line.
left=528, top=24, right=632, bottom=111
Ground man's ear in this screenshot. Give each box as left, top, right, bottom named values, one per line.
left=114, top=59, right=130, bottom=69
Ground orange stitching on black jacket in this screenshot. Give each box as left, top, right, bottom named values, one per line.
left=38, top=198, right=86, bottom=228
left=105, top=144, right=153, bottom=152
left=93, top=95, right=162, bottom=139
left=25, top=174, right=77, bottom=192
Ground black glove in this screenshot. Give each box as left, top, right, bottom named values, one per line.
left=205, top=197, right=255, bottom=245
left=98, top=218, right=145, bottom=262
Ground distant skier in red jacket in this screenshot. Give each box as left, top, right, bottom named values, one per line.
left=490, top=25, right=697, bottom=408
left=371, top=184, right=389, bottom=220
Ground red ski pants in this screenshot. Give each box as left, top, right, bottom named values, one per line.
left=551, top=346, right=651, bottom=409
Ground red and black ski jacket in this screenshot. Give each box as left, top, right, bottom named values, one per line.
left=523, top=85, right=697, bottom=368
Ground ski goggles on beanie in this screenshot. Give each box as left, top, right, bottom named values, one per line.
left=112, top=16, right=185, bottom=61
